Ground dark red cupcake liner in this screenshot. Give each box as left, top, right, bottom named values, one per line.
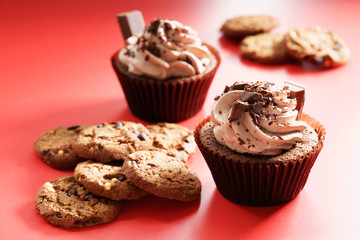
left=111, top=44, right=220, bottom=123
left=194, top=114, right=326, bottom=206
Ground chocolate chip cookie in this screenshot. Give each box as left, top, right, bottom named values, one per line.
left=146, top=123, right=196, bottom=162
left=239, top=32, right=293, bottom=64
left=122, top=150, right=202, bottom=201
left=284, top=26, right=351, bottom=67
left=72, top=121, right=153, bottom=163
left=74, top=160, right=149, bottom=200
left=221, top=15, right=279, bottom=39
left=34, top=125, right=90, bottom=169
left=35, top=176, right=122, bottom=228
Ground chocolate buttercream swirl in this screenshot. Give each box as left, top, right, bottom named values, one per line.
left=119, top=18, right=212, bottom=79
left=211, top=81, right=309, bottom=156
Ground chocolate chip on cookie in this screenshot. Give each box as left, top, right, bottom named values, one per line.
left=74, top=160, right=149, bottom=200
left=122, top=150, right=202, bottom=201
left=284, top=26, right=351, bottom=67
left=34, top=125, right=90, bottom=169
left=72, top=121, right=153, bottom=163
left=239, top=32, right=293, bottom=64
left=35, top=176, right=122, bottom=228
left=221, top=15, right=279, bottom=39
left=146, top=123, right=196, bottom=162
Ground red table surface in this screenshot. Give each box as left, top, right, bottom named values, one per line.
left=1, top=0, right=360, bottom=239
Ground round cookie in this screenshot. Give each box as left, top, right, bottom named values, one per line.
left=72, top=121, right=153, bottom=163
left=146, top=123, right=196, bottom=162
left=35, top=176, right=122, bottom=228
left=220, top=15, right=279, bottom=39
left=34, top=125, right=90, bottom=169
left=284, top=26, right=351, bottom=67
left=239, top=32, right=293, bottom=64
left=74, top=160, right=149, bottom=200
left=122, top=150, right=202, bottom=201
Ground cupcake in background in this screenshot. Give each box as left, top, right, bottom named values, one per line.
left=112, top=18, right=221, bottom=122
left=194, top=81, right=325, bottom=206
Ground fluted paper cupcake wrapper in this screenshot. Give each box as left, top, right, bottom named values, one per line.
left=194, top=114, right=326, bottom=206
left=111, top=44, right=220, bottom=123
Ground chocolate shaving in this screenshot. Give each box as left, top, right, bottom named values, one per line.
left=124, top=49, right=135, bottom=57
left=231, top=83, right=249, bottom=91
left=238, top=137, right=245, bottom=145
left=247, top=93, right=263, bottom=104
left=250, top=112, right=259, bottom=125
left=164, top=22, right=172, bottom=32
left=184, top=56, right=192, bottom=65
left=252, top=102, right=265, bottom=114
left=140, top=42, right=161, bottom=58
left=228, top=100, right=249, bottom=121
left=147, top=19, right=160, bottom=35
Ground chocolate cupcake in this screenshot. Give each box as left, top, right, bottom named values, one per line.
left=194, top=81, right=325, bottom=206
left=111, top=18, right=221, bottom=122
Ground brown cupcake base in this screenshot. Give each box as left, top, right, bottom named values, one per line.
left=111, top=44, right=221, bottom=123
left=194, top=114, right=325, bottom=206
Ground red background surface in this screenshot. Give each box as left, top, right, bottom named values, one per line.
left=1, top=0, right=360, bottom=239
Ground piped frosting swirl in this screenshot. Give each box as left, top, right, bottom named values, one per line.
left=119, top=18, right=212, bottom=79
left=211, top=81, right=309, bottom=156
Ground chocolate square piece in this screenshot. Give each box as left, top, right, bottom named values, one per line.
left=117, top=10, right=145, bottom=41
left=284, top=81, right=305, bottom=120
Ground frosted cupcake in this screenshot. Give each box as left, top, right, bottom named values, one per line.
left=111, top=18, right=221, bottom=122
left=194, top=81, right=325, bottom=206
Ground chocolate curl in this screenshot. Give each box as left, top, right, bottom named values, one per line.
left=284, top=81, right=305, bottom=120
left=228, top=100, right=249, bottom=122
left=117, top=10, right=145, bottom=42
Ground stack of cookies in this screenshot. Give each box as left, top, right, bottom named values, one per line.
left=221, top=15, right=350, bottom=68
left=34, top=121, right=201, bottom=228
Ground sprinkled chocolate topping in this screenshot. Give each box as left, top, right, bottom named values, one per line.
left=219, top=81, right=295, bottom=122
left=119, top=18, right=213, bottom=79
